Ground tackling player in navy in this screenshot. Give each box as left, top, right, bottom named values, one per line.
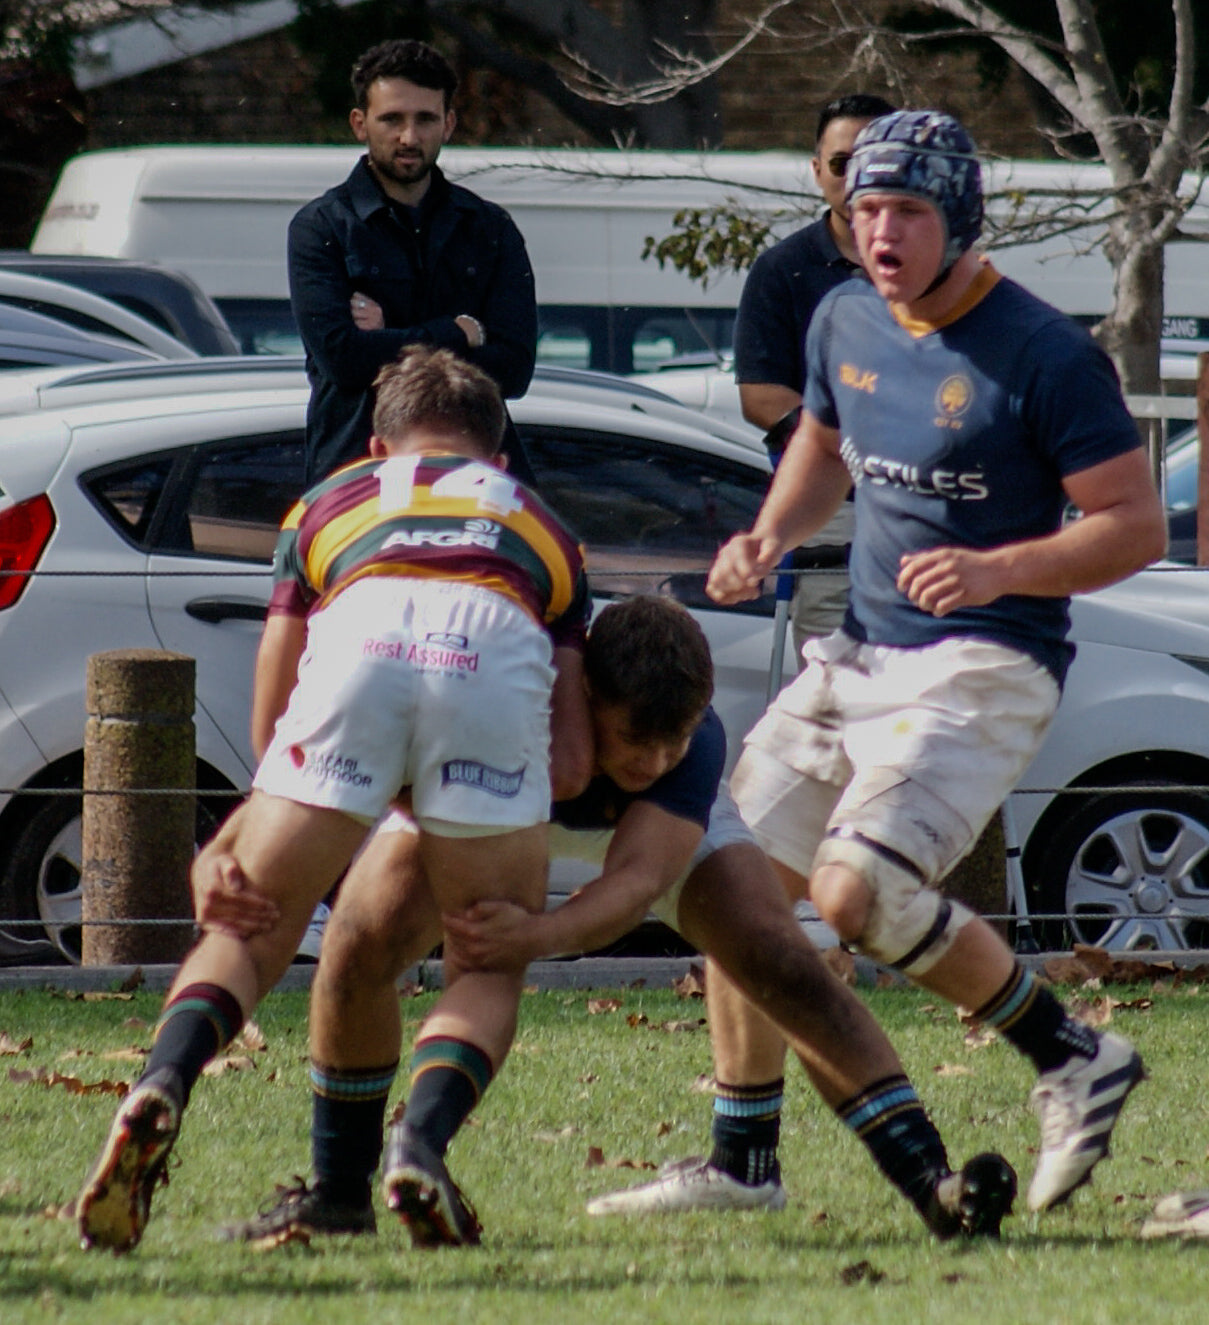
left=213, top=595, right=1015, bottom=1245
left=707, top=110, right=1165, bottom=1214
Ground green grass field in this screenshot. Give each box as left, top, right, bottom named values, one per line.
left=2, top=975, right=1207, bottom=1324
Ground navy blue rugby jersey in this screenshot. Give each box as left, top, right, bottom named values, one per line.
left=553, top=708, right=725, bottom=832
left=804, top=265, right=1142, bottom=683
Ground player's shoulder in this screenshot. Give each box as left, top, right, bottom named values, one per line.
left=813, top=273, right=880, bottom=327
left=987, top=275, right=1103, bottom=360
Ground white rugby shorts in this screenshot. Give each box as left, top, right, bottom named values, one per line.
left=254, top=578, right=555, bottom=834
left=732, top=631, right=1060, bottom=884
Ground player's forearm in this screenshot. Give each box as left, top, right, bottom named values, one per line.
left=985, top=500, right=1167, bottom=599
left=537, top=867, right=669, bottom=959
left=750, top=416, right=852, bottom=552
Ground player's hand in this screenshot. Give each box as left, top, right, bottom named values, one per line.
left=441, top=900, right=541, bottom=970
left=350, top=291, right=384, bottom=330
left=706, top=532, right=783, bottom=604
left=191, top=852, right=280, bottom=939
left=898, top=545, right=1003, bottom=617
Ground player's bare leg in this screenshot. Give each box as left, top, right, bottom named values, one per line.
left=588, top=844, right=1016, bottom=1237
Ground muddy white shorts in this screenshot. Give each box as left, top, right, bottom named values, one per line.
left=254, top=578, right=555, bottom=835
left=731, top=631, right=1060, bottom=884
left=548, top=784, right=756, bottom=929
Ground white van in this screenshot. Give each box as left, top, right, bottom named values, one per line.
left=31, top=145, right=1209, bottom=367
left=31, top=144, right=817, bottom=371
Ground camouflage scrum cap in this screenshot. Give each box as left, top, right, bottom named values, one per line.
left=845, top=110, right=983, bottom=268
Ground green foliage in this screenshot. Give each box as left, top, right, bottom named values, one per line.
left=641, top=206, right=785, bottom=289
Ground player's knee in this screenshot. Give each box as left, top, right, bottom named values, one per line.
left=809, top=861, right=873, bottom=943
left=317, top=902, right=409, bottom=995
left=813, top=828, right=973, bottom=976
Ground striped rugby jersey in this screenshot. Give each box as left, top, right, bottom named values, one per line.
left=268, top=452, right=590, bottom=647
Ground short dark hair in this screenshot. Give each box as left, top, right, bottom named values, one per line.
left=372, top=347, right=505, bottom=456
left=351, top=40, right=458, bottom=111
left=585, top=596, right=714, bottom=742
left=816, top=94, right=897, bottom=146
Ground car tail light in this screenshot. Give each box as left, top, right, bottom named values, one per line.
left=0, top=494, right=56, bottom=611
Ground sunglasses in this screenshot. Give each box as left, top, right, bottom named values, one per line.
left=825, top=153, right=853, bottom=178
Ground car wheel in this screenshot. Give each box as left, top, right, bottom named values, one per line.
left=1031, top=787, right=1209, bottom=952
left=0, top=789, right=233, bottom=964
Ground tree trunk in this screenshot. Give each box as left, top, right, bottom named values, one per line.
left=1097, top=219, right=1164, bottom=397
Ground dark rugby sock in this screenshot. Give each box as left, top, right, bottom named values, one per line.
left=708, top=1078, right=783, bottom=1186
left=837, top=1074, right=949, bottom=1214
left=403, top=1037, right=494, bottom=1157
left=310, top=1059, right=399, bottom=1207
left=144, top=981, right=244, bottom=1105
left=974, top=964, right=1097, bottom=1073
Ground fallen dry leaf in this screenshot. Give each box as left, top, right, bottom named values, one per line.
left=587, top=998, right=622, bottom=1015
left=934, top=1063, right=974, bottom=1077
left=578, top=1072, right=598, bottom=1084
left=658, top=1018, right=706, bottom=1033
left=626, top=1012, right=649, bottom=1028
left=691, top=1073, right=716, bottom=1094
left=0, top=1032, right=32, bottom=1055
left=99, top=1048, right=149, bottom=1062
left=1064, top=996, right=1115, bottom=1029
left=7, top=1066, right=128, bottom=1097
left=962, top=1026, right=997, bottom=1051
left=840, top=1260, right=884, bottom=1286
left=534, top=1126, right=580, bottom=1142
left=655, top=1121, right=672, bottom=1136
left=584, top=1145, right=657, bottom=1172
left=672, top=964, right=705, bottom=1000
left=117, top=968, right=145, bottom=993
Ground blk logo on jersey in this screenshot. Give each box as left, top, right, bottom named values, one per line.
left=442, top=760, right=526, bottom=798
left=840, top=362, right=878, bottom=394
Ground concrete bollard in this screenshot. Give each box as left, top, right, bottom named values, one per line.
left=81, top=650, right=196, bottom=965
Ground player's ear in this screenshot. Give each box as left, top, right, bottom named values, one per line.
left=369, top=434, right=387, bottom=457
left=489, top=451, right=509, bottom=472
